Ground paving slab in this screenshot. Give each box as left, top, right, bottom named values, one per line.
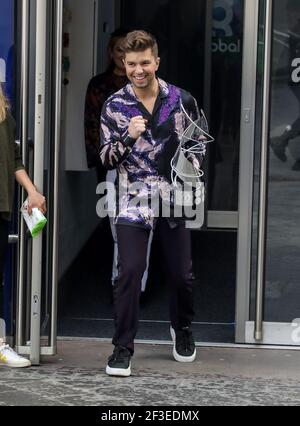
left=0, top=340, right=300, bottom=406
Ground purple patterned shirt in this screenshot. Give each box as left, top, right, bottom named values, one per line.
left=100, top=78, right=206, bottom=229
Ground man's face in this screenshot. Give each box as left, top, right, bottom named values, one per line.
left=124, top=48, right=160, bottom=90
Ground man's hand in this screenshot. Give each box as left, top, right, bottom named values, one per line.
left=27, top=190, right=47, bottom=215
left=128, top=116, right=147, bottom=140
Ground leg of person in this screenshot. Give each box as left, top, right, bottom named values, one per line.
left=0, top=218, right=8, bottom=340
left=0, top=218, right=8, bottom=292
left=270, top=86, right=300, bottom=163
left=0, top=217, right=31, bottom=368
left=270, top=130, right=290, bottom=162
left=141, top=229, right=154, bottom=292
left=289, top=87, right=300, bottom=170
left=156, top=218, right=196, bottom=363
left=291, top=159, right=300, bottom=171
left=106, top=170, right=118, bottom=285
left=109, top=217, right=119, bottom=285
left=106, top=224, right=150, bottom=377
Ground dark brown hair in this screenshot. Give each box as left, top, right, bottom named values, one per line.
left=123, top=30, right=159, bottom=58
left=106, top=28, right=130, bottom=72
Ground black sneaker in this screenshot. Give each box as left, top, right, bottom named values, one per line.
left=106, top=346, right=132, bottom=377
left=170, top=326, right=196, bottom=363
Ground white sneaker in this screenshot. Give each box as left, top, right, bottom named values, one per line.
left=0, top=345, right=31, bottom=368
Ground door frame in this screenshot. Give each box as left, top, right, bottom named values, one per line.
left=235, top=0, right=260, bottom=343
left=16, top=0, right=63, bottom=364
left=241, top=0, right=300, bottom=347
left=235, top=0, right=298, bottom=346
left=16, top=0, right=285, bottom=353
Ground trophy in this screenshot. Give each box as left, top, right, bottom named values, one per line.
left=171, top=102, right=214, bottom=192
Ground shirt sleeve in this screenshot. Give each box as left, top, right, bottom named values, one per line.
left=9, top=115, right=25, bottom=172
left=100, top=101, right=136, bottom=170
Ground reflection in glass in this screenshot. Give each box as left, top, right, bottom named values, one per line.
left=209, top=0, right=244, bottom=211
left=120, top=0, right=244, bottom=213
left=251, top=0, right=300, bottom=323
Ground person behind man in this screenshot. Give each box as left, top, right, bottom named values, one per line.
left=85, top=29, right=129, bottom=182
left=85, top=28, right=153, bottom=291
left=100, top=31, right=206, bottom=377
left=0, top=83, right=46, bottom=367
left=85, top=29, right=129, bottom=288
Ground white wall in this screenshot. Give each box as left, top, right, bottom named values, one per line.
left=58, top=0, right=101, bottom=279
left=63, top=0, right=96, bottom=171
left=57, top=0, right=119, bottom=279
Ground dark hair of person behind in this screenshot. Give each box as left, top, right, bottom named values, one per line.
left=106, top=28, right=130, bottom=73
left=123, top=30, right=159, bottom=58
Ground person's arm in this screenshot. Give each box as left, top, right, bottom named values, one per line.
left=84, top=79, right=105, bottom=168
left=15, top=170, right=46, bottom=215
left=100, top=102, right=142, bottom=170
left=11, top=119, right=46, bottom=215
left=14, top=142, right=46, bottom=215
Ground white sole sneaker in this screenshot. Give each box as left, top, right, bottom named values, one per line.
left=106, top=363, right=131, bottom=377
left=0, top=359, right=31, bottom=368
left=170, top=327, right=196, bottom=363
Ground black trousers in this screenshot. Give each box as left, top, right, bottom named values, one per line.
left=0, top=218, right=9, bottom=285
left=290, top=85, right=300, bottom=138
left=112, top=218, right=194, bottom=354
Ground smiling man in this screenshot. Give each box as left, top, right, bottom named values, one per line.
left=100, top=30, right=206, bottom=377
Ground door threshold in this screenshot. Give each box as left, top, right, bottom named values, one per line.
left=57, top=336, right=300, bottom=351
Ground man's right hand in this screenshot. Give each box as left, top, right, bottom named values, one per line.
left=128, top=116, right=147, bottom=140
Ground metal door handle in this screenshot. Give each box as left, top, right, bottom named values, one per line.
left=255, top=0, right=273, bottom=341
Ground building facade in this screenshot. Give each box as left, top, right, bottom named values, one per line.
left=0, top=0, right=299, bottom=364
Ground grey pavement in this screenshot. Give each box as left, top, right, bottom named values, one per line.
left=1, top=340, right=300, bottom=406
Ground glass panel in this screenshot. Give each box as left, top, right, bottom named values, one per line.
left=120, top=0, right=244, bottom=214
left=251, top=0, right=300, bottom=324
left=250, top=0, right=265, bottom=320
left=57, top=0, right=242, bottom=343
left=209, top=0, right=244, bottom=211
left=120, top=0, right=207, bottom=102
left=265, top=0, right=300, bottom=322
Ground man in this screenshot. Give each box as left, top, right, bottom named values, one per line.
left=100, top=30, right=206, bottom=377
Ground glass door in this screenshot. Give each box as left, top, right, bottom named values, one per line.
left=245, top=0, right=300, bottom=346
left=119, top=0, right=245, bottom=230
left=207, top=0, right=245, bottom=229
left=0, top=0, right=17, bottom=343
left=15, top=0, right=62, bottom=363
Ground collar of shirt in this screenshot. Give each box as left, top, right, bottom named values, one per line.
left=125, top=77, right=169, bottom=103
